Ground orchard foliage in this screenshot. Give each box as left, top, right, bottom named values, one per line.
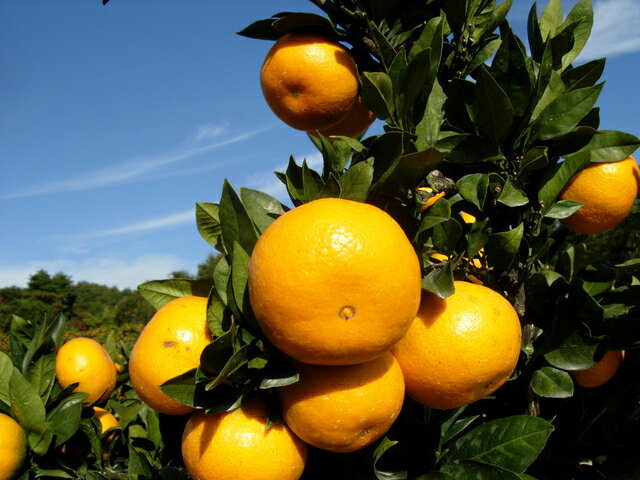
left=5, top=0, right=640, bottom=479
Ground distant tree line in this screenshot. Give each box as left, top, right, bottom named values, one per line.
left=0, top=254, right=221, bottom=333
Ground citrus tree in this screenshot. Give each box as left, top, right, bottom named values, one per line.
left=3, top=0, right=639, bottom=479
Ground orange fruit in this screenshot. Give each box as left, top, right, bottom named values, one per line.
left=0, top=413, right=26, bottom=480
left=391, top=281, right=522, bottom=409
left=182, top=398, right=307, bottom=480
left=559, top=156, right=640, bottom=234
left=93, top=407, right=119, bottom=458
left=260, top=32, right=359, bottom=131
left=55, top=337, right=117, bottom=404
left=278, top=352, right=404, bottom=453
left=248, top=197, right=421, bottom=366
left=129, top=296, right=211, bottom=415
left=571, top=350, right=625, bottom=388
left=310, top=97, right=376, bottom=138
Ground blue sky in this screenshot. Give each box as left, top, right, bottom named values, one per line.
left=1, top=0, right=639, bottom=289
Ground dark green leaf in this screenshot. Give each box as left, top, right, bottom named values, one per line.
left=433, top=219, right=463, bottom=255
left=240, top=188, right=285, bottom=234
left=422, top=261, right=455, bottom=299
left=486, top=224, right=524, bottom=269
left=48, top=392, right=86, bottom=447
left=498, top=178, right=529, bottom=207
left=446, top=415, right=554, bottom=473
left=561, top=0, right=594, bottom=68
left=272, top=12, right=337, bottom=36
left=562, top=58, right=605, bottom=91
left=219, top=179, right=260, bottom=256
left=362, top=72, right=394, bottom=121
left=543, top=330, right=601, bottom=370
left=416, top=80, right=446, bottom=150
left=0, top=352, right=15, bottom=406
left=572, top=130, right=640, bottom=163
left=339, top=159, right=373, bottom=202
left=457, top=174, right=489, bottom=210
left=529, top=84, right=603, bottom=142
left=317, top=173, right=342, bottom=199
left=417, top=198, right=451, bottom=234
left=538, top=152, right=591, bottom=214
left=236, top=18, right=282, bottom=41
left=137, top=279, right=213, bottom=310
left=519, top=146, right=548, bottom=174
left=373, top=437, right=407, bottom=480
left=491, top=29, right=532, bottom=116
left=25, top=353, right=56, bottom=400
left=544, top=200, right=582, bottom=219
left=10, top=368, right=48, bottom=436
left=440, top=461, right=521, bottom=480
left=196, top=203, right=224, bottom=252
left=205, top=344, right=257, bottom=391
left=539, top=0, right=563, bottom=40
left=530, top=366, right=574, bottom=398
left=474, top=66, right=514, bottom=144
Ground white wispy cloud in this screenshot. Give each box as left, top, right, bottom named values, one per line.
left=84, top=209, right=195, bottom=239
left=578, top=0, right=640, bottom=60
left=0, top=254, right=192, bottom=289
left=1, top=123, right=272, bottom=200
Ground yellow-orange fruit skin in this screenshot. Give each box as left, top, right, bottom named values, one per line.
left=248, top=197, right=422, bottom=366
left=392, top=281, right=522, bottom=409
left=55, top=337, right=117, bottom=404
left=129, top=296, right=211, bottom=415
left=181, top=399, right=307, bottom=480
left=310, top=97, right=376, bottom=139
left=93, top=407, right=119, bottom=458
left=560, top=156, right=640, bottom=234
left=571, top=350, right=625, bottom=388
left=260, top=33, right=359, bottom=131
left=0, top=413, right=27, bottom=480
left=278, top=352, right=405, bottom=453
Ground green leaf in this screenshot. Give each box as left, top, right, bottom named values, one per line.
left=137, top=279, right=213, bottom=310
left=440, top=461, right=521, bottom=480
left=272, top=12, right=337, bottom=36
left=445, top=415, right=554, bottom=473
left=561, top=0, right=594, bottom=69
left=240, top=188, right=284, bottom=234
left=236, top=18, right=282, bottom=41
left=561, top=58, right=605, bottom=91
left=530, top=366, right=574, bottom=398
left=373, top=437, right=407, bottom=480
left=457, top=174, right=489, bottom=210
left=520, top=146, right=549, bottom=174
left=258, top=355, right=299, bottom=389
left=433, top=219, right=463, bottom=255
left=491, top=29, right=532, bottom=116
left=205, top=344, right=257, bottom=391
left=538, top=153, right=591, bottom=214
left=25, top=353, right=56, bottom=401
left=441, top=411, right=480, bottom=445
left=544, top=200, right=582, bottom=219
left=486, top=224, right=524, bottom=269
left=219, top=179, right=259, bottom=256
left=0, top=352, right=15, bottom=406
left=468, top=39, right=502, bottom=75
left=527, top=3, right=544, bottom=61
left=498, top=178, right=529, bottom=207
left=317, top=172, right=342, bottom=199
left=543, top=330, right=601, bottom=370
left=422, top=261, right=455, bottom=299
left=230, top=242, right=259, bottom=332
left=416, top=80, right=447, bottom=150
left=474, top=66, right=514, bottom=144
left=48, top=392, right=86, bottom=447
left=10, top=368, right=48, bottom=438
left=539, top=0, right=563, bottom=40
left=362, top=72, right=394, bottom=121
left=571, top=130, right=640, bottom=163
left=339, top=159, right=373, bottom=202
left=196, top=203, right=224, bottom=252
left=417, top=197, right=451, bottom=234
left=528, top=84, right=603, bottom=142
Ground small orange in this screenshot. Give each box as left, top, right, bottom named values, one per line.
left=248, top=197, right=421, bottom=366
left=278, top=352, right=404, bottom=453
left=392, top=281, right=522, bottom=409
left=55, top=337, right=116, bottom=404
left=0, top=413, right=26, bottom=480
left=310, top=97, right=376, bottom=139
left=93, top=407, right=119, bottom=458
left=571, top=350, right=625, bottom=388
left=559, top=156, right=640, bottom=234
left=129, top=296, right=211, bottom=415
left=181, top=398, right=307, bottom=480
left=261, top=32, right=359, bottom=131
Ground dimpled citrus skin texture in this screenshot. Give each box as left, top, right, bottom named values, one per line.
left=0, top=413, right=26, bottom=480
left=560, top=156, right=640, bottom=234
left=571, top=350, right=625, bottom=388
left=181, top=398, right=307, bottom=480
left=260, top=32, right=359, bottom=131
left=278, top=352, right=404, bottom=453
left=392, top=281, right=522, bottom=409
left=55, top=337, right=117, bottom=404
left=311, top=96, right=376, bottom=138
left=129, top=296, right=211, bottom=415
left=248, top=198, right=422, bottom=366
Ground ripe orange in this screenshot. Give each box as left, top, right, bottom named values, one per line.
left=559, top=155, right=640, bottom=234
left=391, top=281, right=522, bottom=409
left=248, top=197, right=421, bottom=366
left=55, top=337, right=117, bottom=404
left=93, top=407, right=119, bottom=458
left=260, top=32, right=359, bottom=131
left=182, top=398, right=307, bottom=480
left=278, top=352, right=404, bottom=453
left=0, top=413, right=26, bottom=480
left=571, top=350, right=625, bottom=388
left=129, top=296, right=211, bottom=415
left=310, top=97, right=376, bottom=139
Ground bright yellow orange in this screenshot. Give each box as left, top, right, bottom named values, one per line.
left=261, top=32, right=359, bottom=131
left=417, top=187, right=445, bottom=213
left=182, top=398, right=307, bottom=480
left=459, top=212, right=477, bottom=224
left=392, top=281, right=522, bottom=409
left=310, top=97, right=376, bottom=138
left=571, top=350, right=625, bottom=388
left=129, top=296, right=211, bottom=415
left=248, top=197, right=421, bottom=366
left=0, top=413, right=26, bottom=480
left=55, top=337, right=117, bottom=404
left=93, top=407, right=119, bottom=458
left=560, top=156, right=640, bottom=234
left=278, top=352, right=404, bottom=453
